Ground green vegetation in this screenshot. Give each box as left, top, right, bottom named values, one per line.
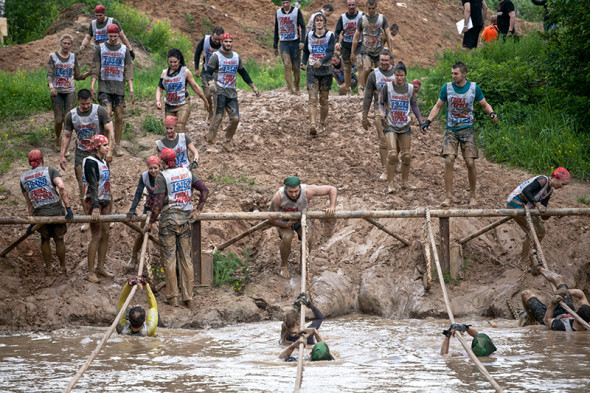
left=484, top=0, right=544, bottom=23
left=141, top=114, right=164, bottom=135
left=0, top=120, right=44, bottom=175
left=213, top=248, right=252, bottom=291
left=578, top=197, right=589, bottom=206
left=419, top=32, right=589, bottom=179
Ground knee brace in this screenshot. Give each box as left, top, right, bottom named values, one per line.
left=400, top=150, right=412, bottom=166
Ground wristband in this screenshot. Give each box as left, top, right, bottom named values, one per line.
left=490, top=112, right=496, bottom=119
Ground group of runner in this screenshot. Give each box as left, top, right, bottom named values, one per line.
left=25, top=2, right=585, bottom=337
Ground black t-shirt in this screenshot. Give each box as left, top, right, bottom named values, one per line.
left=497, top=0, right=515, bottom=34
left=462, top=0, right=484, bottom=27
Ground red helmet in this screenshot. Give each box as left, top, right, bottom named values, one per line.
left=551, top=167, right=570, bottom=182
left=220, top=33, right=233, bottom=41
left=28, top=150, right=43, bottom=168
left=89, top=134, right=109, bottom=150
left=160, top=148, right=176, bottom=167
left=106, top=24, right=120, bottom=34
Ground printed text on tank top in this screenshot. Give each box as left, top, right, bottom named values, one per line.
left=216, top=51, right=240, bottom=89
left=20, top=168, right=61, bottom=210
left=162, top=167, right=193, bottom=210
left=92, top=17, right=114, bottom=46
left=162, top=66, right=188, bottom=106
left=51, top=53, right=75, bottom=90
left=100, top=43, right=126, bottom=82
left=308, top=31, right=333, bottom=65
left=385, top=81, right=414, bottom=129
left=82, top=155, right=111, bottom=201
left=277, top=7, right=300, bottom=41
left=446, top=82, right=476, bottom=129
left=342, top=11, right=363, bottom=43
left=361, top=14, right=384, bottom=54
left=71, top=104, right=101, bottom=151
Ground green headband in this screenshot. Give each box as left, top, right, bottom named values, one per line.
left=283, top=176, right=301, bottom=187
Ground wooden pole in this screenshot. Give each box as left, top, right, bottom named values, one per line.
left=439, top=217, right=450, bottom=275
left=217, top=219, right=271, bottom=251
left=524, top=207, right=590, bottom=331
left=0, top=224, right=44, bottom=257
left=1, top=208, right=589, bottom=225
left=294, top=211, right=308, bottom=393
left=63, top=229, right=150, bottom=393
left=363, top=217, right=411, bottom=246
left=457, top=216, right=512, bottom=245
left=192, top=221, right=202, bottom=285
left=425, top=209, right=504, bottom=393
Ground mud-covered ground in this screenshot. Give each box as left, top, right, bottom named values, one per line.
left=1, top=89, right=589, bottom=332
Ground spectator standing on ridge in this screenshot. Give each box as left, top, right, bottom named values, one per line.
left=461, top=0, right=488, bottom=49
left=497, top=0, right=516, bottom=37
left=481, top=15, right=499, bottom=43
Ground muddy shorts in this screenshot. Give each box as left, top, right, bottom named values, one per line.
left=74, top=148, right=91, bottom=168
left=85, top=200, right=112, bottom=215
left=306, top=73, right=333, bottom=91
left=361, top=52, right=381, bottom=69
left=98, top=92, right=125, bottom=108
left=38, top=223, right=68, bottom=239
left=214, top=94, right=239, bottom=117
left=526, top=284, right=575, bottom=325
left=441, top=126, right=478, bottom=158
left=51, top=92, right=76, bottom=123
left=280, top=40, right=301, bottom=64
left=341, top=44, right=361, bottom=63
left=277, top=219, right=313, bottom=240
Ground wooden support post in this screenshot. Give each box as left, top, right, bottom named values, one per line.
left=363, top=217, right=411, bottom=246
left=457, top=216, right=512, bottom=245
left=0, top=224, right=43, bottom=257
left=217, top=219, right=271, bottom=251
left=192, top=221, right=202, bottom=285
left=439, top=217, right=450, bottom=275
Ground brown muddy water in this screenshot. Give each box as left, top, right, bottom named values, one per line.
left=1, top=315, right=589, bottom=392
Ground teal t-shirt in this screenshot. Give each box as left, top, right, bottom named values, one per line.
left=439, top=81, right=484, bottom=102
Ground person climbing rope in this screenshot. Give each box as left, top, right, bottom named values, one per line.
left=280, top=293, right=325, bottom=345
left=116, top=275, right=158, bottom=336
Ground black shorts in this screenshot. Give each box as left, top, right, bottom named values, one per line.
left=98, top=92, right=125, bottom=108
left=215, top=94, right=239, bottom=117
left=341, top=43, right=361, bottom=62
left=306, top=73, right=333, bottom=91
left=279, top=40, right=301, bottom=64
left=526, top=284, right=575, bottom=325
left=74, top=148, right=91, bottom=168
left=462, top=25, right=483, bottom=49
left=39, top=223, right=67, bottom=239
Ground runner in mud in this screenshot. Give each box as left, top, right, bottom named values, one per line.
left=334, top=0, right=363, bottom=95
left=268, top=176, right=337, bottom=279
left=274, top=1, right=306, bottom=95
left=280, top=328, right=334, bottom=361
left=421, top=61, right=498, bottom=207
left=61, top=89, right=114, bottom=225
left=306, top=3, right=335, bottom=32
left=522, top=267, right=590, bottom=331
left=331, top=53, right=357, bottom=95
left=440, top=324, right=497, bottom=357
left=47, top=34, right=90, bottom=153
left=203, top=33, right=260, bottom=153
left=156, top=48, right=209, bottom=133
left=20, top=150, right=74, bottom=276
left=80, top=4, right=135, bottom=59
left=126, top=156, right=161, bottom=271
left=379, top=61, right=424, bottom=193
left=280, top=293, right=325, bottom=345
left=506, top=167, right=569, bottom=261
left=155, top=116, right=199, bottom=170
left=302, top=13, right=335, bottom=135
left=362, top=49, right=395, bottom=181
left=82, top=134, right=113, bottom=283
left=147, top=148, right=209, bottom=308
left=350, top=0, right=393, bottom=92
left=116, top=275, right=158, bottom=336
left=194, top=26, right=225, bottom=120
left=90, top=23, right=134, bottom=157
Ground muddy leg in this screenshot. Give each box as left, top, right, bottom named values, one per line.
left=343, top=60, right=352, bottom=94
left=86, top=222, right=101, bottom=283
left=175, top=103, right=192, bottom=134
left=465, top=157, right=477, bottom=206
left=55, top=235, right=66, bottom=274
left=293, top=61, right=301, bottom=94
left=307, top=85, right=319, bottom=135
left=95, top=221, right=113, bottom=278
left=442, top=154, right=456, bottom=206
left=399, top=133, right=413, bottom=189
left=376, top=114, right=387, bottom=178
left=177, top=224, right=193, bottom=303
left=41, top=235, right=53, bottom=276
left=385, top=132, right=398, bottom=193
left=113, top=105, right=124, bottom=156
left=319, top=90, right=329, bottom=131
left=160, top=224, right=179, bottom=306
left=281, top=51, right=294, bottom=93
left=278, top=227, right=294, bottom=278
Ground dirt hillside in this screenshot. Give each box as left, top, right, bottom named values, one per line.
left=0, top=1, right=586, bottom=332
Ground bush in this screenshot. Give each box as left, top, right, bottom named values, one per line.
left=141, top=114, right=164, bottom=134
left=213, top=248, right=252, bottom=290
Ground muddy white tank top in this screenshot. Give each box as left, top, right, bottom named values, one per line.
left=507, top=176, right=552, bottom=207
left=385, top=81, right=413, bottom=129
left=162, top=66, right=188, bottom=106
left=156, top=134, right=190, bottom=169
left=373, top=67, right=395, bottom=91
left=279, top=184, right=309, bottom=212
left=446, top=82, right=476, bottom=129
left=361, top=13, right=384, bottom=55
left=50, top=52, right=75, bottom=91
left=20, top=167, right=61, bottom=210
left=162, top=167, right=193, bottom=210
left=70, top=104, right=101, bottom=152
left=277, top=7, right=300, bottom=41
left=92, top=17, right=114, bottom=47
left=202, top=35, right=217, bottom=71
left=82, top=156, right=111, bottom=201
left=100, top=43, right=126, bottom=82
left=307, top=31, right=333, bottom=66
left=141, top=171, right=156, bottom=196
left=341, top=11, right=363, bottom=43
left=216, top=51, right=240, bottom=89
